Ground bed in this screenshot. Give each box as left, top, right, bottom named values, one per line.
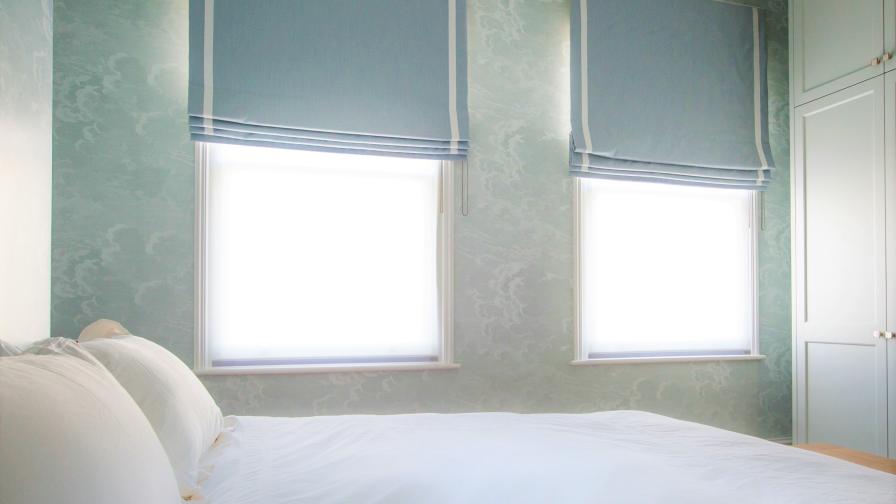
left=195, top=410, right=896, bottom=503
left=3, top=330, right=895, bottom=503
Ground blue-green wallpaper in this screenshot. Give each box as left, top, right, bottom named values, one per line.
left=52, top=0, right=194, bottom=360
left=52, top=0, right=791, bottom=439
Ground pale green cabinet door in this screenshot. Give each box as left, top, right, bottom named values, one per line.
left=887, top=72, right=896, bottom=459
left=890, top=340, right=896, bottom=458
left=792, top=0, right=884, bottom=105
left=793, top=77, right=889, bottom=455
left=886, top=0, right=896, bottom=73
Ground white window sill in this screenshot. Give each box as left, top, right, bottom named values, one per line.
left=194, top=361, right=461, bottom=376
left=570, top=354, right=766, bottom=365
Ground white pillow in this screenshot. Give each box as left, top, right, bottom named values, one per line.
left=0, top=338, right=24, bottom=356
left=0, top=339, right=182, bottom=504
left=79, top=326, right=223, bottom=498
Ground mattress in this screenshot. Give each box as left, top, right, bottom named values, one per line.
left=196, top=410, right=896, bottom=503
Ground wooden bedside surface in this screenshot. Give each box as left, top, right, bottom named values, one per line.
left=796, top=444, right=896, bottom=475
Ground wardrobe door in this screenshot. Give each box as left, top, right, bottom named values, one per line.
left=792, top=0, right=884, bottom=105
left=890, top=338, right=896, bottom=458
left=887, top=72, right=896, bottom=459
left=886, top=0, right=896, bottom=73
left=793, top=77, right=888, bottom=455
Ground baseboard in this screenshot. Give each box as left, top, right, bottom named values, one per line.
left=767, top=437, right=792, bottom=445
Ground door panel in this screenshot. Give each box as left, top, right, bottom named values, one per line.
left=886, top=0, right=896, bottom=73
left=793, top=0, right=883, bottom=105
left=886, top=72, right=896, bottom=458
left=889, top=340, right=896, bottom=458
left=806, top=342, right=883, bottom=453
left=793, top=77, right=888, bottom=455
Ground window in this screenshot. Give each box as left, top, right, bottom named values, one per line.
left=195, top=143, right=454, bottom=373
left=575, top=178, right=759, bottom=362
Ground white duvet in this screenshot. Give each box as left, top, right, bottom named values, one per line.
left=196, top=410, right=896, bottom=503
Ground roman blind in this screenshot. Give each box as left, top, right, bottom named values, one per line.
left=570, top=0, right=773, bottom=189
left=188, top=0, right=468, bottom=160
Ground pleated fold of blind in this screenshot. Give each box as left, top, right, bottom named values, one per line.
left=188, top=0, right=469, bottom=160
left=570, top=0, right=774, bottom=190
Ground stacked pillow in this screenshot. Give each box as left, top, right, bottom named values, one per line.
left=78, top=320, right=224, bottom=498
left=0, top=320, right=225, bottom=503
left=0, top=339, right=22, bottom=356
left=0, top=338, right=183, bottom=504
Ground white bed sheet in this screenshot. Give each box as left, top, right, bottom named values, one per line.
left=196, top=410, right=896, bottom=503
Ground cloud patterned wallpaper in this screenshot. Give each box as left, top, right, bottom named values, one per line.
left=52, top=0, right=791, bottom=439
left=52, top=0, right=194, bottom=360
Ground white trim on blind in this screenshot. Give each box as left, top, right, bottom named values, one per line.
left=448, top=0, right=459, bottom=155
left=579, top=0, right=593, bottom=165
left=752, top=7, right=767, bottom=183
left=203, top=0, right=214, bottom=135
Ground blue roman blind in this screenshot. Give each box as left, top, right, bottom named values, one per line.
left=570, top=0, right=773, bottom=189
left=188, top=0, right=468, bottom=160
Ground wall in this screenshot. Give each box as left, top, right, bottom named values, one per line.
left=52, top=0, right=194, bottom=359
left=52, top=0, right=791, bottom=439
left=754, top=0, right=792, bottom=439
left=0, top=0, right=53, bottom=346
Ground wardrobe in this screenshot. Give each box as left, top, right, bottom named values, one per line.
left=791, top=0, right=896, bottom=457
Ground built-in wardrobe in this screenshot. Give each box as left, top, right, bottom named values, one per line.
left=791, top=0, right=896, bottom=458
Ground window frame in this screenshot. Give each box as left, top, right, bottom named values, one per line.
left=193, top=142, right=458, bottom=375
left=572, top=178, right=765, bottom=365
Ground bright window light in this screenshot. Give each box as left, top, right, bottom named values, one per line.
left=578, top=178, right=756, bottom=359
left=200, top=143, right=450, bottom=369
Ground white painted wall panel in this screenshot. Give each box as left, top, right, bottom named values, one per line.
left=0, top=0, right=52, bottom=345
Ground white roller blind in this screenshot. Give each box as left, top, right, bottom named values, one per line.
left=579, top=178, right=755, bottom=358
left=204, top=143, right=442, bottom=366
